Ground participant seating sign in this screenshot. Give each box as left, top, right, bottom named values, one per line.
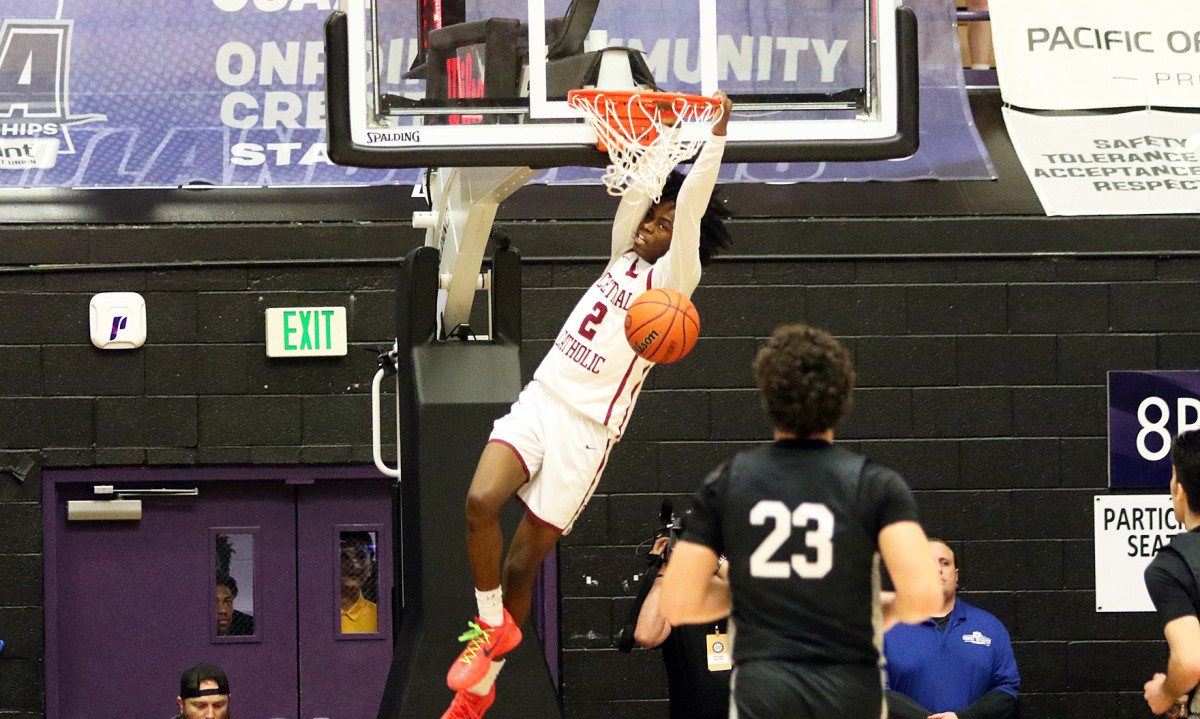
left=1094, top=494, right=1181, bottom=612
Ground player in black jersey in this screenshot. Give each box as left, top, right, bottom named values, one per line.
left=659, top=323, right=943, bottom=719
left=1143, top=429, right=1200, bottom=718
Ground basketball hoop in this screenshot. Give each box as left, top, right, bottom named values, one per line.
left=568, top=89, right=722, bottom=200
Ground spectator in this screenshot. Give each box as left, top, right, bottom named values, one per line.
left=962, top=0, right=993, bottom=69
left=884, top=539, right=1019, bottom=719
left=215, top=575, right=254, bottom=636
left=170, top=663, right=229, bottom=719
left=341, top=531, right=379, bottom=633
left=634, top=536, right=731, bottom=719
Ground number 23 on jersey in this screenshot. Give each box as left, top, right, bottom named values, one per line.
left=748, top=500, right=834, bottom=579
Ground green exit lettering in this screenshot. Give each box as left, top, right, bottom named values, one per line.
left=283, top=309, right=336, bottom=351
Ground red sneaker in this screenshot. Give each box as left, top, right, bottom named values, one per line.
left=439, top=686, right=496, bottom=719
left=446, top=609, right=522, bottom=691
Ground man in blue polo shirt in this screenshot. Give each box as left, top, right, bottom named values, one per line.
left=884, top=539, right=1019, bottom=719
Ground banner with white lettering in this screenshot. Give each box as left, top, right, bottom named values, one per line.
left=1094, top=494, right=1181, bottom=612
left=0, top=0, right=992, bottom=187
left=1109, top=370, right=1200, bottom=489
left=1002, top=109, right=1200, bottom=215
left=990, top=0, right=1200, bottom=110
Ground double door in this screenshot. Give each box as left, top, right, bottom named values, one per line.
left=48, top=472, right=394, bottom=719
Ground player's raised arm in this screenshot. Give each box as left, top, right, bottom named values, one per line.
left=652, top=91, right=731, bottom=294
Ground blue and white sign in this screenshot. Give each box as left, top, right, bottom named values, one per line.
left=1108, top=370, right=1200, bottom=489
left=0, top=0, right=993, bottom=188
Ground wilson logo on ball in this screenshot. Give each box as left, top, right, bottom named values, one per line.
left=623, top=288, right=700, bottom=364
left=631, top=329, right=660, bottom=354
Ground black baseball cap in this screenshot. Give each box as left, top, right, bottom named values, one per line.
left=179, top=664, right=230, bottom=699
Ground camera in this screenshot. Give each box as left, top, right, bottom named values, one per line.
left=618, top=498, right=685, bottom=653
left=657, top=499, right=684, bottom=564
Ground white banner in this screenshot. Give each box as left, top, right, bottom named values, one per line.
left=990, top=0, right=1200, bottom=110
left=1003, top=108, right=1200, bottom=215
left=1094, top=494, right=1183, bottom=612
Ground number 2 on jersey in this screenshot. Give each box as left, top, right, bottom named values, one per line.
left=578, top=301, right=607, bottom=340
left=748, top=500, right=834, bottom=579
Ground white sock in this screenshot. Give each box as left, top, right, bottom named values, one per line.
left=476, top=587, right=504, bottom=627
left=468, top=659, right=505, bottom=696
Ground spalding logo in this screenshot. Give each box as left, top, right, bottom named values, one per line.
left=632, top=329, right=660, bottom=353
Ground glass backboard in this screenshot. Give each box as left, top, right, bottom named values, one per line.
left=325, top=0, right=917, bottom=168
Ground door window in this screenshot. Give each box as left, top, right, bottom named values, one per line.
left=338, top=529, right=381, bottom=636
left=213, top=530, right=260, bottom=642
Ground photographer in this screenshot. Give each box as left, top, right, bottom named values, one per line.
left=634, top=534, right=731, bottom=719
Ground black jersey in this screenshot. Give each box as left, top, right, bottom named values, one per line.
left=1146, top=528, right=1200, bottom=627
left=1145, top=529, right=1200, bottom=717
left=681, top=438, right=920, bottom=666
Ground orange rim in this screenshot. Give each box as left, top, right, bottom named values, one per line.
left=567, top=89, right=721, bottom=114
left=567, top=89, right=722, bottom=150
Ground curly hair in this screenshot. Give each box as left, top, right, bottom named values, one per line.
left=752, top=324, right=855, bottom=436
left=658, top=169, right=732, bottom=266
left=1173, top=429, right=1200, bottom=513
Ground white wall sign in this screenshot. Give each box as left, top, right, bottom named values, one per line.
left=89, top=292, right=147, bottom=350
left=1003, top=109, right=1200, bottom=216
left=991, top=0, right=1200, bottom=110
left=1094, top=494, right=1183, bottom=612
left=265, top=307, right=348, bottom=358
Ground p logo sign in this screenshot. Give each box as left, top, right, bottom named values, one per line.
left=1108, top=370, right=1200, bottom=488
left=89, top=293, right=146, bottom=350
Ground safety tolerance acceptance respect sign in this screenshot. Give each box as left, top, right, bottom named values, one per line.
left=1003, top=109, right=1200, bottom=215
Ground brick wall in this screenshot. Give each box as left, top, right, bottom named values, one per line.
left=1, top=236, right=1196, bottom=719
left=0, top=262, right=400, bottom=719
left=0, top=452, right=42, bottom=719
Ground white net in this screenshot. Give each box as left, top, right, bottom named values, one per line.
left=568, top=90, right=721, bottom=201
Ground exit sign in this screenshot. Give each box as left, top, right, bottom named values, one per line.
left=265, top=307, right=348, bottom=357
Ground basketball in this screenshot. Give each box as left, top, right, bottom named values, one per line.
left=624, top=288, right=700, bottom=364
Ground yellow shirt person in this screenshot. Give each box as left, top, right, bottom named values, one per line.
left=342, top=594, right=378, bottom=633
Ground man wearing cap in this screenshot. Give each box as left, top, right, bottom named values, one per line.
left=171, top=664, right=230, bottom=719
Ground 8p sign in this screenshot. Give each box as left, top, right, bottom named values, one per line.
left=1108, top=371, right=1200, bottom=488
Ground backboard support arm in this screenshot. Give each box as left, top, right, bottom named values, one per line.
left=413, top=166, right=538, bottom=338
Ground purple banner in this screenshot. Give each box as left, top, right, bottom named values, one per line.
left=0, top=0, right=991, bottom=187
left=1108, top=370, right=1200, bottom=489
left=545, top=0, right=996, bottom=185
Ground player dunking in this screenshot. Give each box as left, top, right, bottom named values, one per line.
left=439, top=92, right=734, bottom=719
left=660, top=323, right=943, bottom=719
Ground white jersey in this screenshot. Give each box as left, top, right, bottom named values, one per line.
left=534, top=135, right=727, bottom=435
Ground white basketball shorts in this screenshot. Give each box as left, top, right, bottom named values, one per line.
left=489, top=380, right=616, bottom=534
